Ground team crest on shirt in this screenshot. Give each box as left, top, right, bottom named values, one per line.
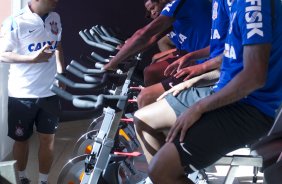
left=212, top=1, right=218, bottom=20
left=50, top=21, right=59, bottom=35
left=15, top=126, right=24, bottom=137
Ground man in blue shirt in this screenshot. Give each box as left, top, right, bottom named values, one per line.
left=134, top=0, right=230, bottom=168
left=103, top=0, right=212, bottom=71
left=137, top=0, right=229, bottom=108
left=145, top=0, right=282, bottom=183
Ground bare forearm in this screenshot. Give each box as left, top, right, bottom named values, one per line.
left=55, top=43, right=65, bottom=73
left=109, top=30, right=157, bottom=67
left=190, top=69, right=220, bottom=87
left=0, top=52, right=33, bottom=63
left=201, top=54, right=222, bottom=73
left=196, top=69, right=263, bottom=113
left=195, top=44, right=270, bottom=114
left=186, top=46, right=210, bottom=61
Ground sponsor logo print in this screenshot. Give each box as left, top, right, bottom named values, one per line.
left=224, top=43, right=237, bottom=59
left=212, top=1, right=219, bottom=20
left=245, top=0, right=263, bottom=39
left=28, top=41, right=58, bottom=52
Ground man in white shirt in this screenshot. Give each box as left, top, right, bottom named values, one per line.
left=0, top=0, right=64, bottom=183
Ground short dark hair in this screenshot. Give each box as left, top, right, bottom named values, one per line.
left=144, top=0, right=160, bottom=4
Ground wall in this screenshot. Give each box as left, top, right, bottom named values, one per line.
left=0, top=0, right=28, bottom=161
left=56, top=0, right=157, bottom=119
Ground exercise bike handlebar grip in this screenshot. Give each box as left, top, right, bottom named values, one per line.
left=79, top=31, right=116, bottom=52
left=66, top=65, right=103, bottom=83
left=55, top=74, right=100, bottom=89
left=69, top=60, right=105, bottom=74
left=51, top=85, right=104, bottom=109
left=73, top=95, right=104, bottom=109
left=50, top=84, right=73, bottom=101
left=95, top=62, right=104, bottom=69
left=91, top=52, right=110, bottom=63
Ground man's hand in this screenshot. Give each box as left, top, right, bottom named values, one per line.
left=157, top=81, right=193, bottom=101
left=174, top=64, right=204, bottom=81
left=32, top=45, right=54, bottom=62
left=166, top=104, right=203, bottom=143
left=164, top=57, right=186, bottom=76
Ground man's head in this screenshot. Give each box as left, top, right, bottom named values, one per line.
left=30, top=0, right=59, bottom=16
left=144, top=0, right=168, bottom=19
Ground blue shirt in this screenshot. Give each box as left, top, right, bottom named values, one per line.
left=214, top=0, right=282, bottom=118
left=197, top=0, right=230, bottom=64
left=161, top=0, right=212, bottom=53
left=209, top=0, right=230, bottom=59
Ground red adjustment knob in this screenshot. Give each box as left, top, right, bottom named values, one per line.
left=129, top=86, right=144, bottom=90
left=114, top=151, right=142, bottom=157
left=128, top=99, right=137, bottom=103
left=120, top=118, right=134, bottom=123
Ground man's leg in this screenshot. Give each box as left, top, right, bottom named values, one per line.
left=137, top=83, right=165, bottom=108
left=36, top=96, right=60, bottom=183
left=8, top=97, right=37, bottom=182
left=143, top=60, right=170, bottom=86
left=134, top=99, right=177, bottom=163
left=148, top=102, right=273, bottom=183
left=13, top=140, right=29, bottom=171
left=148, top=143, right=193, bottom=184
left=38, top=133, right=55, bottom=174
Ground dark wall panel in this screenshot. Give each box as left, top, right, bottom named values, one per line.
left=55, top=0, right=155, bottom=120
left=57, top=0, right=149, bottom=63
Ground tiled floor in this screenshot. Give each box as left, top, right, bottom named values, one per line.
left=14, top=118, right=264, bottom=184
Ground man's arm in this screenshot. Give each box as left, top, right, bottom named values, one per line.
left=198, top=44, right=270, bottom=112
left=104, top=15, right=174, bottom=70
left=55, top=42, right=65, bottom=73
left=167, top=44, right=271, bottom=142
left=164, top=46, right=211, bottom=76
left=173, top=54, right=222, bottom=80
left=0, top=45, right=54, bottom=63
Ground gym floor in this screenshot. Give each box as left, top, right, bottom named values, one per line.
left=21, top=119, right=263, bottom=184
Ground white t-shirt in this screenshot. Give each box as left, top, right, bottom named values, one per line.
left=0, top=5, right=62, bottom=98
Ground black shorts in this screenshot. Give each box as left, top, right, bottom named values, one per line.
left=172, top=102, right=273, bottom=173
left=8, top=96, right=60, bottom=141
left=161, top=76, right=186, bottom=91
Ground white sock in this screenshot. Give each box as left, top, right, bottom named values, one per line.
left=18, top=170, right=27, bottom=179
left=38, top=173, right=48, bottom=183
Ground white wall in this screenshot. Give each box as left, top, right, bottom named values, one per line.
left=0, top=0, right=28, bottom=161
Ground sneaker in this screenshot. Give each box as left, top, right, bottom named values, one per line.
left=20, top=177, right=31, bottom=184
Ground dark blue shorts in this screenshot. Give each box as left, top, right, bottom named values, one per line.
left=8, top=96, right=60, bottom=141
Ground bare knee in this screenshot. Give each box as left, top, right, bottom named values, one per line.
left=39, top=133, right=54, bottom=149
left=137, top=88, right=154, bottom=108
left=148, top=143, right=190, bottom=184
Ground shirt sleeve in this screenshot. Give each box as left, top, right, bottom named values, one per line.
left=56, top=13, right=62, bottom=42
left=161, top=0, right=183, bottom=18
left=237, top=0, right=272, bottom=45
left=0, top=17, right=18, bottom=52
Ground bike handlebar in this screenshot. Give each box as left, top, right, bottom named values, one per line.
left=51, top=85, right=127, bottom=109
left=79, top=31, right=116, bottom=52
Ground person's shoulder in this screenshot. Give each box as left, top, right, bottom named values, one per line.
left=1, top=16, right=18, bottom=33
left=48, top=12, right=61, bottom=19
left=11, top=7, right=28, bottom=19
